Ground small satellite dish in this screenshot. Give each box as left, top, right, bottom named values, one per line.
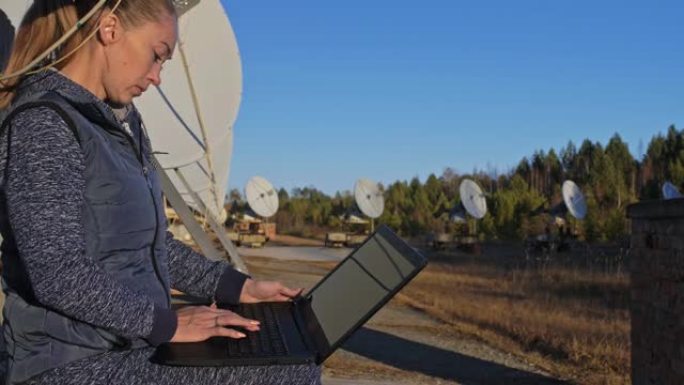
left=354, top=178, right=385, bottom=219
left=245, top=176, right=279, bottom=218
left=562, top=180, right=587, bottom=220
left=662, top=181, right=682, bottom=200
left=459, top=179, right=487, bottom=219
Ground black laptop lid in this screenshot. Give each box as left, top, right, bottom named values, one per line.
left=305, top=225, right=427, bottom=360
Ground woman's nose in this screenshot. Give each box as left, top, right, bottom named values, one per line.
left=148, top=67, right=162, bottom=87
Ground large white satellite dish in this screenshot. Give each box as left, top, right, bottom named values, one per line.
left=562, top=180, right=587, bottom=220
left=459, top=179, right=487, bottom=219
left=245, top=176, right=279, bottom=218
left=662, top=181, right=682, bottom=200
left=354, top=178, right=385, bottom=219
left=136, top=0, right=242, bottom=223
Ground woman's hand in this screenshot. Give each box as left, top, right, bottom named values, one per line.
left=239, top=278, right=303, bottom=303
left=170, top=303, right=260, bottom=343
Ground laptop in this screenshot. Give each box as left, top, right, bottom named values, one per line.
left=151, top=225, right=427, bottom=366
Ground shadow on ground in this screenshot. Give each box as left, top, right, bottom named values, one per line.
left=341, top=327, right=571, bottom=385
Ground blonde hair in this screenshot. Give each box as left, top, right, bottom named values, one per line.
left=0, top=0, right=176, bottom=109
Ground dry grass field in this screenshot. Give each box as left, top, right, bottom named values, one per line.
left=399, top=244, right=630, bottom=385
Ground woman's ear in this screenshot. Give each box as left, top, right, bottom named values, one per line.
left=97, top=13, right=123, bottom=46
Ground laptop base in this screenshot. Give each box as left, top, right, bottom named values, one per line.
left=151, top=302, right=316, bottom=367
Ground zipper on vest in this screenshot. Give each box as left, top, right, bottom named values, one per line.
left=121, top=133, right=170, bottom=308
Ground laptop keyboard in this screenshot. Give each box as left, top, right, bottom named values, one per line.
left=229, top=304, right=289, bottom=357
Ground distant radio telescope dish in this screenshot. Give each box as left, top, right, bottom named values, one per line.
left=662, top=181, right=682, bottom=200
left=562, top=180, right=587, bottom=220
left=354, top=179, right=385, bottom=219
left=245, top=176, right=279, bottom=218
left=459, top=179, right=487, bottom=219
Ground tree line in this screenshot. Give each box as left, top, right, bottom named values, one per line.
left=227, top=125, right=681, bottom=242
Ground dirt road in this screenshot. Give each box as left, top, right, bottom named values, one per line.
left=243, top=251, right=569, bottom=385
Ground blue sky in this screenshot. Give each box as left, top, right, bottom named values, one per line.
left=222, top=0, right=684, bottom=196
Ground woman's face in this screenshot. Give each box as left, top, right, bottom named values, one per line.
left=101, top=13, right=178, bottom=106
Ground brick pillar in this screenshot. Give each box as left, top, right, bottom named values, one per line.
left=628, top=200, right=684, bottom=385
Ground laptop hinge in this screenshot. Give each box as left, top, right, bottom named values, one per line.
left=293, top=296, right=330, bottom=364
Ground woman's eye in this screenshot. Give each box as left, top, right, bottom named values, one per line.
left=154, top=53, right=163, bottom=64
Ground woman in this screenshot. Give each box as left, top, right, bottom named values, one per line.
left=0, top=1, right=321, bottom=384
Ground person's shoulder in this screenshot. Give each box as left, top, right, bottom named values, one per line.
left=5, top=105, right=80, bottom=149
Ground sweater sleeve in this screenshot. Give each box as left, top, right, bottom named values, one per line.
left=3, top=107, right=175, bottom=345
left=166, top=233, right=249, bottom=304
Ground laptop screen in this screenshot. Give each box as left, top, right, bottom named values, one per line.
left=307, top=226, right=426, bottom=347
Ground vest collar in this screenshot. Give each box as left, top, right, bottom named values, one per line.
left=14, top=70, right=135, bottom=137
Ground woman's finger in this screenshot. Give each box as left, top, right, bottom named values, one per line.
left=217, top=313, right=260, bottom=329
left=213, top=327, right=247, bottom=339
left=280, top=286, right=304, bottom=298
left=193, top=307, right=237, bottom=319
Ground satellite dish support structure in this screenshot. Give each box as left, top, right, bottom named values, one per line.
left=154, top=156, right=248, bottom=273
